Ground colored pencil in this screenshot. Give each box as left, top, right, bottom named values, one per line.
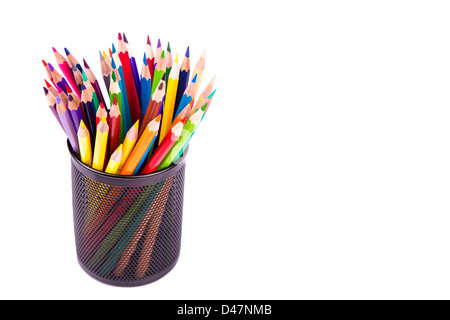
left=117, top=120, right=139, bottom=172
left=53, top=47, right=80, bottom=98
left=82, top=70, right=100, bottom=112
left=64, top=48, right=84, bottom=93
left=174, top=91, right=216, bottom=162
left=190, top=75, right=216, bottom=117
left=141, top=119, right=185, bottom=174
left=118, top=33, right=141, bottom=124
left=56, top=96, right=79, bottom=154
left=112, top=46, right=132, bottom=132
left=69, top=60, right=84, bottom=93
left=83, top=59, right=106, bottom=108
left=165, top=42, right=173, bottom=90
left=134, top=177, right=173, bottom=278
left=159, top=54, right=179, bottom=144
left=174, top=47, right=190, bottom=117
left=43, top=87, right=64, bottom=132
left=48, top=62, right=71, bottom=95
left=123, top=32, right=141, bottom=99
left=191, top=50, right=206, bottom=100
left=157, top=106, right=205, bottom=171
left=99, top=50, right=112, bottom=97
left=96, top=102, right=108, bottom=127
left=120, top=115, right=161, bottom=176
left=81, top=84, right=97, bottom=142
left=42, top=60, right=56, bottom=87
left=139, top=75, right=165, bottom=138
left=109, top=97, right=121, bottom=156
left=155, top=39, right=162, bottom=67
left=109, top=69, right=125, bottom=142
left=105, top=144, right=123, bottom=174
left=145, top=35, right=155, bottom=82
left=77, top=119, right=92, bottom=167
left=151, top=49, right=166, bottom=96
left=173, top=73, right=197, bottom=119
left=68, top=93, right=85, bottom=132
left=114, top=177, right=173, bottom=276
left=92, top=117, right=109, bottom=171
left=140, top=53, right=152, bottom=118
left=56, top=84, right=69, bottom=107
left=44, top=79, right=58, bottom=97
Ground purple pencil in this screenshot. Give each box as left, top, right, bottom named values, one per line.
left=68, top=93, right=85, bottom=132
left=43, top=87, right=64, bottom=132
left=48, top=63, right=71, bottom=95
left=56, top=96, right=79, bottom=154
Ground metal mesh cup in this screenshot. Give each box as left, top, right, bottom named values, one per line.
left=68, top=142, right=188, bottom=287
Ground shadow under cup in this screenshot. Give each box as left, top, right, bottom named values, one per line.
left=68, top=142, right=188, bottom=287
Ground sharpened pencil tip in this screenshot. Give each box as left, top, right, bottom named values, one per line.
left=118, top=33, right=122, bottom=41
left=208, top=89, right=217, bottom=99
left=56, top=96, right=61, bottom=104
left=167, top=42, right=171, bottom=52
left=52, top=47, right=57, bottom=53
left=48, top=62, right=55, bottom=71
left=112, top=43, right=116, bottom=53
left=99, top=50, right=104, bottom=60
left=186, top=46, right=190, bottom=58
left=42, top=60, right=47, bottom=66
left=44, top=79, right=52, bottom=87
left=192, top=74, right=198, bottom=82
left=175, top=53, right=179, bottom=64
left=69, top=94, right=74, bottom=101
left=83, top=59, right=90, bottom=68
left=161, top=74, right=166, bottom=81
left=157, top=39, right=161, bottom=48
left=43, top=87, right=48, bottom=94
left=147, top=35, right=151, bottom=45
left=123, top=32, right=128, bottom=43
left=64, top=48, right=70, bottom=55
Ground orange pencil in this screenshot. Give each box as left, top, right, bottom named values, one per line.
left=120, top=115, right=161, bottom=175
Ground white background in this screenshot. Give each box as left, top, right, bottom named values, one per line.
left=1, top=0, right=450, bottom=300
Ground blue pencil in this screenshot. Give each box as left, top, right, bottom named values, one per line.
left=173, top=74, right=197, bottom=119
left=140, top=53, right=152, bottom=119
left=174, top=46, right=190, bottom=120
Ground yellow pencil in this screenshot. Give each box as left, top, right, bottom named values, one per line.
left=92, top=116, right=109, bottom=171
left=118, top=120, right=139, bottom=172
left=159, top=54, right=179, bottom=144
left=77, top=119, right=92, bottom=166
left=105, top=144, right=123, bottom=174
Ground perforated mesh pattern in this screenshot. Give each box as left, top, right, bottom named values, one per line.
left=71, top=163, right=185, bottom=286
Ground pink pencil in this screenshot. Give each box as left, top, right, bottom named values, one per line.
left=53, top=47, right=81, bottom=99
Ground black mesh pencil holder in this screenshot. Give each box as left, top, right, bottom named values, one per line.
left=68, top=142, right=188, bottom=287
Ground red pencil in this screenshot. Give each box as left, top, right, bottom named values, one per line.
left=96, top=102, right=108, bottom=127
left=42, top=60, right=56, bottom=87
left=145, top=35, right=155, bottom=81
left=109, top=96, right=121, bottom=156
left=140, top=118, right=185, bottom=174
left=118, top=33, right=141, bottom=124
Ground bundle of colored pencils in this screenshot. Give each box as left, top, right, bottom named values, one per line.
left=43, top=33, right=216, bottom=175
